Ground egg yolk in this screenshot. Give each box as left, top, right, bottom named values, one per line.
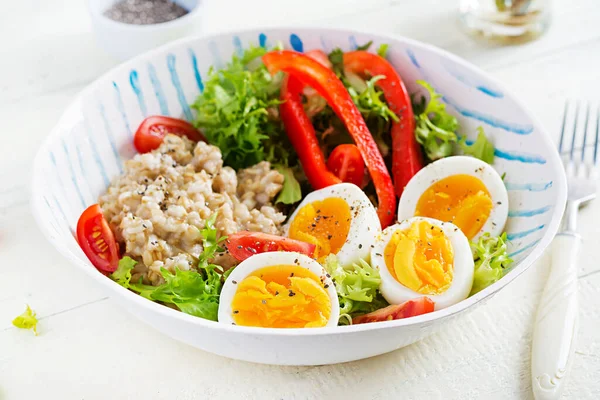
left=231, top=265, right=331, bottom=328
left=288, top=197, right=351, bottom=260
left=415, top=175, right=493, bottom=240
left=384, top=220, right=454, bottom=295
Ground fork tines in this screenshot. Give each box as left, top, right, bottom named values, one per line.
left=558, top=100, right=600, bottom=176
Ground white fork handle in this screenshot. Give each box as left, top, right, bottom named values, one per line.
left=531, top=233, right=580, bottom=400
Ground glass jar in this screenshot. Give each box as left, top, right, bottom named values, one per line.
left=459, top=0, right=551, bottom=44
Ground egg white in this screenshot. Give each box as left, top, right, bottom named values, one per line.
left=218, top=251, right=340, bottom=327
left=397, top=156, right=508, bottom=240
left=284, top=183, right=381, bottom=266
left=372, top=217, right=474, bottom=310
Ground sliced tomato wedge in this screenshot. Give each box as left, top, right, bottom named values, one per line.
left=76, top=204, right=120, bottom=273
left=326, top=144, right=365, bottom=188
left=226, top=231, right=316, bottom=261
left=352, top=297, right=435, bottom=324
left=133, top=116, right=206, bottom=153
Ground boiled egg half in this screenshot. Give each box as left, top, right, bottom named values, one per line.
left=218, top=252, right=339, bottom=328
left=284, top=183, right=381, bottom=265
left=372, top=217, right=474, bottom=310
left=398, top=156, right=508, bottom=240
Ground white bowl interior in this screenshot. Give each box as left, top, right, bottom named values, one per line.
left=31, top=28, right=566, bottom=364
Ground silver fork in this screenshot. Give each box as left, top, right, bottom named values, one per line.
left=531, top=101, right=598, bottom=400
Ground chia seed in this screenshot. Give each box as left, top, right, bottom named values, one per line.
left=104, top=0, right=189, bottom=25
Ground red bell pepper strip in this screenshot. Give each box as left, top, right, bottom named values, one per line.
left=280, top=75, right=341, bottom=189
left=263, top=50, right=396, bottom=228
left=343, top=51, right=424, bottom=197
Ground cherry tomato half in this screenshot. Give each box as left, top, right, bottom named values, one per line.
left=76, top=204, right=120, bottom=273
left=327, top=144, right=365, bottom=188
left=352, top=297, right=435, bottom=324
left=133, top=116, right=206, bottom=153
left=226, top=231, right=316, bottom=262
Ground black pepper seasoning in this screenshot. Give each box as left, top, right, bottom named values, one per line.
left=104, top=0, right=189, bottom=25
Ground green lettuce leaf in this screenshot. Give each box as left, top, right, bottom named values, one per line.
left=377, top=43, right=389, bottom=58
left=111, top=256, right=137, bottom=286
left=355, top=40, right=373, bottom=51
left=459, top=127, right=495, bottom=164
left=275, top=166, right=302, bottom=204
left=198, top=212, right=226, bottom=269
left=323, top=255, right=388, bottom=325
left=191, top=45, right=292, bottom=170
left=413, top=80, right=459, bottom=161
left=12, top=305, right=38, bottom=335
left=328, top=48, right=345, bottom=77
left=470, top=232, right=513, bottom=295
left=111, top=213, right=231, bottom=321
left=347, top=75, right=399, bottom=124
left=131, top=266, right=223, bottom=321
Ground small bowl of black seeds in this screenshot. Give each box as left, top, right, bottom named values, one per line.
left=89, top=0, right=202, bottom=60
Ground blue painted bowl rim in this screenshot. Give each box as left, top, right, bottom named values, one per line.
left=31, top=26, right=567, bottom=336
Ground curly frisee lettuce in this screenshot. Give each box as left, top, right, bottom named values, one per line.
left=459, top=126, right=495, bottom=164
left=413, top=80, right=497, bottom=165
left=191, top=44, right=301, bottom=205
left=413, top=80, right=459, bottom=161
left=191, top=45, right=288, bottom=169
left=470, top=232, right=513, bottom=295
left=110, top=213, right=232, bottom=321
left=322, top=255, right=388, bottom=325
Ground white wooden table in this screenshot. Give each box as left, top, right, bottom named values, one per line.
left=1, top=1, right=599, bottom=399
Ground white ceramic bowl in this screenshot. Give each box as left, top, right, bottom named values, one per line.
left=31, top=28, right=566, bottom=366
left=88, top=0, right=203, bottom=60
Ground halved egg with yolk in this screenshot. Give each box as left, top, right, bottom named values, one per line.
left=371, top=217, right=474, bottom=310
left=398, top=156, right=508, bottom=240
left=218, top=252, right=339, bottom=328
left=284, top=183, right=381, bottom=265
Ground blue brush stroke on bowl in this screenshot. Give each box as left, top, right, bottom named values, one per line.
left=129, top=70, right=147, bottom=117
left=348, top=35, right=358, bottom=50
left=98, top=103, right=124, bottom=173
left=83, top=117, right=110, bottom=187
left=233, top=36, right=243, bottom=57
left=444, top=96, right=534, bottom=135
left=188, top=49, right=204, bottom=93
left=51, top=193, right=69, bottom=227
left=462, top=138, right=546, bottom=164
left=507, top=224, right=545, bottom=241
left=494, top=147, right=546, bottom=164
left=442, top=60, right=504, bottom=98
left=42, top=196, right=61, bottom=233
left=48, top=151, right=72, bottom=225
left=61, top=139, right=86, bottom=208
left=167, top=54, right=193, bottom=121
left=320, top=36, right=329, bottom=52
left=504, top=181, right=553, bottom=191
left=509, top=239, right=541, bottom=257
left=259, top=33, right=267, bottom=48
left=508, top=205, right=552, bottom=218
left=112, top=82, right=132, bottom=138
left=290, top=34, right=303, bottom=52
left=147, top=63, right=170, bottom=116
left=477, top=86, right=503, bottom=98
left=408, top=49, right=532, bottom=135
left=73, top=135, right=90, bottom=193
left=406, top=49, right=421, bottom=69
